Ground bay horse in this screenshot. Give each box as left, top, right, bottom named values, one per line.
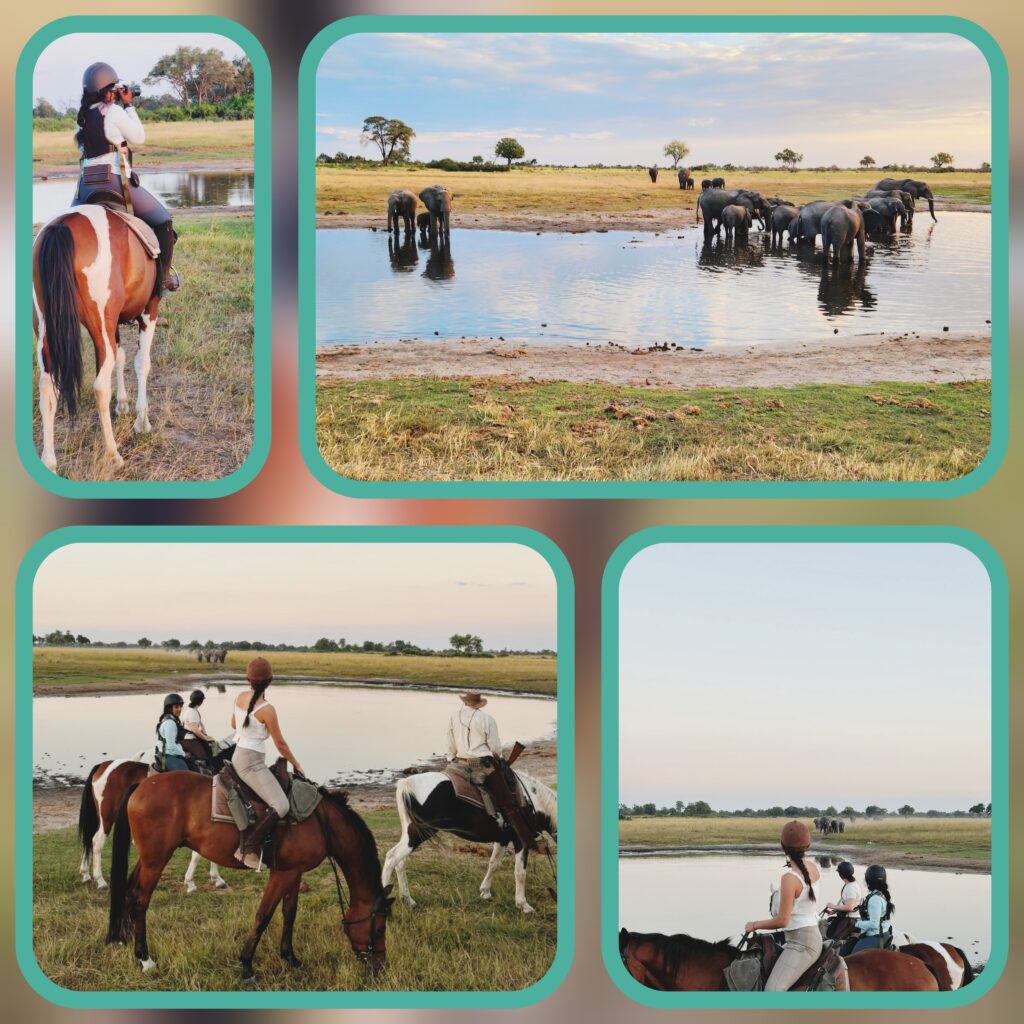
left=899, top=941, right=975, bottom=990
left=78, top=753, right=226, bottom=893
left=32, top=205, right=163, bottom=472
left=618, top=930, right=940, bottom=991
left=106, top=772, right=394, bottom=983
left=382, top=770, right=557, bottom=914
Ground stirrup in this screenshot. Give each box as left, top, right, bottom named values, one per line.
left=162, top=269, right=183, bottom=293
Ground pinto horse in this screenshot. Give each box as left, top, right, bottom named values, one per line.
left=32, top=205, right=163, bottom=472
left=618, top=930, right=940, bottom=991
left=382, top=770, right=557, bottom=914
left=78, top=753, right=226, bottom=893
left=899, top=941, right=975, bottom=990
left=106, top=772, right=394, bottom=983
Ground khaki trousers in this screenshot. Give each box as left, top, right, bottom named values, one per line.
left=232, top=746, right=289, bottom=817
left=765, top=925, right=823, bottom=992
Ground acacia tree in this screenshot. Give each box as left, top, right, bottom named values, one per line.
left=898, top=804, right=915, bottom=816
left=859, top=155, right=876, bottom=168
left=774, top=147, right=804, bottom=171
left=930, top=151, right=954, bottom=169
left=495, top=137, right=525, bottom=167
left=361, top=116, right=416, bottom=165
left=137, top=637, right=153, bottom=648
left=663, top=139, right=690, bottom=168
left=146, top=47, right=235, bottom=107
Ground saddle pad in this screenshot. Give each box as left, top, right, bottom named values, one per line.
left=724, top=955, right=764, bottom=992
left=211, top=773, right=238, bottom=824
left=105, top=206, right=161, bottom=259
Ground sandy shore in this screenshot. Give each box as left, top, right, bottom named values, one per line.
left=317, top=331, right=990, bottom=389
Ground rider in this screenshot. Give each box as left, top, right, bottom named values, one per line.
left=73, top=62, right=181, bottom=293
left=445, top=691, right=539, bottom=853
left=155, top=693, right=191, bottom=771
left=825, top=861, right=863, bottom=922
left=744, top=821, right=823, bottom=992
left=181, top=689, right=216, bottom=763
left=230, top=658, right=305, bottom=870
left=850, top=864, right=895, bottom=953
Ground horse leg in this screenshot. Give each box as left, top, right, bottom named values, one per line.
left=210, top=860, right=228, bottom=890
left=183, top=850, right=202, bottom=893
left=92, top=826, right=109, bottom=890
left=479, top=842, right=507, bottom=901
left=114, top=325, right=130, bottom=415
left=513, top=847, right=534, bottom=914
left=34, top=309, right=59, bottom=471
left=382, top=836, right=417, bottom=908
left=278, top=873, right=304, bottom=968
left=84, top=306, right=123, bottom=467
left=240, top=870, right=293, bottom=984
left=133, top=299, right=158, bottom=434
left=132, top=859, right=170, bottom=971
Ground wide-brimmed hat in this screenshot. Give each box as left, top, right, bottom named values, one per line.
left=460, top=691, right=487, bottom=708
left=246, top=657, right=273, bottom=684
left=780, top=819, right=811, bottom=851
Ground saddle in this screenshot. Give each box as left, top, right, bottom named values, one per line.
left=442, top=762, right=529, bottom=818
left=724, top=934, right=846, bottom=992
left=75, top=165, right=161, bottom=259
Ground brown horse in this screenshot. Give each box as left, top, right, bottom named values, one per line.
left=618, top=930, right=940, bottom=991
left=32, top=205, right=162, bottom=472
left=899, top=942, right=975, bottom=990
left=106, top=772, right=394, bottom=984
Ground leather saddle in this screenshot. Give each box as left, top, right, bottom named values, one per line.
left=759, top=934, right=845, bottom=991
left=75, top=165, right=161, bottom=259
left=219, top=756, right=291, bottom=818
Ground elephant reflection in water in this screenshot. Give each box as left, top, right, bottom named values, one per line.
left=697, top=235, right=766, bottom=274
left=388, top=233, right=419, bottom=273
left=818, top=260, right=876, bottom=318
left=420, top=237, right=455, bottom=281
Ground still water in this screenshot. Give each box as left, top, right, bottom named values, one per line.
left=34, top=683, right=555, bottom=788
left=316, top=214, right=990, bottom=349
left=619, top=852, right=990, bottom=965
left=33, top=170, right=255, bottom=224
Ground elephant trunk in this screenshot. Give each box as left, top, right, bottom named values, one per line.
left=927, top=195, right=936, bottom=222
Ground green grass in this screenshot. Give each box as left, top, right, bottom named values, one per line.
left=33, top=814, right=556, bottom=991
left=32, top=213, right=254, bottom=482
left=316, top=378, right=991, bottom=482
left=33, top=648, right=558, bottom=697
left=619, top=816, right=991, bottom=864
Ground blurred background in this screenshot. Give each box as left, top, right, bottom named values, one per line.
left=2, top=1, right=1020, bottom=1020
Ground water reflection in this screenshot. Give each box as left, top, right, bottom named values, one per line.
left=698, top=237, right=767, bottom=273
left=388, top=234, right=419, bottom=273
left=422, top=238, right=455, bottom=282
left=816, top=262, right=877, bottom=317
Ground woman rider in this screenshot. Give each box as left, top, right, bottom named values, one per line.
left=72, top=62, right=181, bottom=293
left=155, top=693, right=191, bottom=771
left=181, top=689, right=216, bottom=764
left=824, top=861, right=863, bottom=941
left=744, top=821, right=824, bottom=992
left=850, top=864, right=895, bottom=953
left=230, top=657, right=305, bottom=869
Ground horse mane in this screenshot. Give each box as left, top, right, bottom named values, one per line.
left=318, top=788, right=382, bottom=886
left=517, top=771, right=558, bottom=831
left=633, top=931, right=739, bottom=981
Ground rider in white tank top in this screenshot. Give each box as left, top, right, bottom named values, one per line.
left=782, top=865, right=819, bottom=930
left=235, top=699, right=272, bottom=752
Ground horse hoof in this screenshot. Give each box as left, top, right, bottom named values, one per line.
left=42, top=455, right=58, bottom=473
left=133, top=417, right=151, bottom=434
left=116, top=401, right=131, bottom=415
left=96, top=880, right=109, bottom=892
left=479, top=891, right=492, bottom=901
left=518, top=903, right=535, bottom=915
left=214, top=879, right=229, bottom=890
left=241, top=975, right=258, bottom=990
left=139, top=958, right=157, bottom=973
left=402, top=896, right=417, bottom=909
left=282, top=954, right=303, bottom=969
left=110, top=452, right=125, bottom=468
left=184, top=881, right=197, bottom=894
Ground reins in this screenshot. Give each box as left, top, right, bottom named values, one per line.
left=518, top=774, right=558, bottom=902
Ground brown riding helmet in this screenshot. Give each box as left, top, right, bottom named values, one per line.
left=246, top=657, right=273, bottom=684
left=780, top=820, right=811, bottom=851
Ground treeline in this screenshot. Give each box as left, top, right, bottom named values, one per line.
left=316, top=152, right=537, bottom=172
left=619, top=801, right=993, bottom=819
left=32, top=47, right=253, bottom=130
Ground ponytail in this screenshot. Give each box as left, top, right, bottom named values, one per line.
left=784, top=846, right=816, bottom=902
left=873, top=881, right=894, bottom=916
left=242, top=680, right=269, bottom=727
left=74, top=89, right=98, bottom=149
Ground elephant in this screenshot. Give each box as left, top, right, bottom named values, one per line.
left=195, top=649, right=204, bottom=662
left=701, top=178, right=712, bottom=192
left=696, top=188, right=770, bottom=241
left=386, top=189, right=417, bottom=235
left=769, top=202, right=799, bottom=246
left=791, top=200, right=840, bottom=245
left=648, top=165, right=659, bottom=183
left=418, top=184, right=453, bottom=241
left=721, top=204, right=752, bottom=242
left=821, top=202, right=868, bottom=264
left=858, top=196, right=906, bottom=235
left=873, top=177, right=936, bottom=221
left=711, top=176, right=725, bottom=189
left=865, top=188, right=914, bottom=227
left=678, top=167, right=694, bottom=189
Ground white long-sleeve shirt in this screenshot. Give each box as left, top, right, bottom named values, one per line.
left=446, top=706, right=502, bottom=760
left=82, top=102, right=145, bottom=169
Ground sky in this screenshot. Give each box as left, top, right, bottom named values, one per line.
left=32, top=33, right=247, bottom=111
left=33, top=543, right=557, bottom=650
left=618, top=544, right=991, bottom=812
left=316, top=33, right=992, bottom=168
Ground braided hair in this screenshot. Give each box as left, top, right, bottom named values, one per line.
left=74, top=88, right=106, bottom=150
left=242, top=679, right=270, bottom=727
left=870, top=879, right=895, bottom=916
left=783, top=845, right=816, bottom=902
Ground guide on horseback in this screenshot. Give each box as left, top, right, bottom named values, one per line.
left=181, top=689, right=217, bottom=764
left=74, top=62, right=181, bottom=293
left=823, top=860, right=864, bottom=941
left=850, top=864, right=896, bottom=953
left=230, top=658, right=305, bottom=869
left=445, top=691, right=539, bottom=852
left=154, top=693, right=192, bottom=772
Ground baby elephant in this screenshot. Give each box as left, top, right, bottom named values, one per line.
left=769, top=203, right=799, bottom=246
left=820, top=203, right=867, bottom=264
left=418, top=184, right=453, bottom=241
left=387, top=189, right=417, bottom=235
left=701, top=178, right=712, bottom=192
left=722, top=203, right=753, bottom=242
left=416, top=211, right=431, bottom=237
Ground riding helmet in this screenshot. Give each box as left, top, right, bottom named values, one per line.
left=82, top=62, right=119, bottom=95
left=837, top=860, right=856, bottom=881
left=780, top=819, right=811, bottom=851
left=189, top=689, right=205, bottom=707
left=865, top=864, right=887, bottom=887
left=246, top=656, right=273, bottom=684
left=163, top=692, right=185, bottom=710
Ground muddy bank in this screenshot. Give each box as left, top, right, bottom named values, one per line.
left=620, top=843, right=989, bottom=874
left=317, top=332, right=990, bottom=389
left=33, top=735, right=558, bottom=831
left=33, top=160, right=255, bottom=180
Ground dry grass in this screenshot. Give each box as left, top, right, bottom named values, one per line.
left=316, top=166, right=990, bottom=218
left=33, top=120, right=255, bottom=174
left=31, top=213, right=254, bottom=482
left=316, top=378, right=990, bottom=483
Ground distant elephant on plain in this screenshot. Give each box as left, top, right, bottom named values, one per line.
left=194, top=649, right=204, bottom=662
left=697, top=188, right=770, bottom=241
left=700, top=179, right=712, bottom=192
left=418, top=184, right=453, bottom=241
left=387, top=189, right=417, bottom=235
left=873, top=177, right=936, bottom=221
left=769, top=202, right=799, bottom=245
left=711, top=176, right=725, bottom=189
left=721, top=204, right=753, bottom=241
left=648, top=165, right=659, bottom=183
left=821, top=202, right=868, bottom=264
left=678, top=167, right=694, bottom=189
left=214, top=648, right=227, bottom=664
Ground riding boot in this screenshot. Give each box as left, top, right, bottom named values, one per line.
left=483, top=767, right=539, bottom=852
left=153, top=221, right=182, bottom=293
left=235, top=809, right=280, bottom=871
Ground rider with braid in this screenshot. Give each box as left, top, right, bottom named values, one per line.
left=850, top=864, right=896, bottom=953
left=154, top=693, right=191, bottom=771
left=744, top=821, right=824, bottom=991
left=230, top=658, right=305, bottom=869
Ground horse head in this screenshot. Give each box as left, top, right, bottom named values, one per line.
left=345, top=884, right=395, bottom=975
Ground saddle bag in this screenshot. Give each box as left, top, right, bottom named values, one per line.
left=724, top=954, right=764, bottom=992
left=219, top=770, right=256, bottom=831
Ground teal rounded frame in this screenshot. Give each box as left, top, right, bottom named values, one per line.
left=600, top=525, right=1009, bottom=1008
left=14, top=525, right=576, bottom=1009
left=298, top=15, right=1008, bottom=499
left=15, top=16, right=272, bottom=499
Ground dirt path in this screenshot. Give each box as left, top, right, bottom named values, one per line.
left=317, top=332, right=990, bottom=389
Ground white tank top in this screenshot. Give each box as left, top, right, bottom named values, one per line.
left=236, top=699, right=272, bottom=753
left=783, top=865, right=820, bottom=930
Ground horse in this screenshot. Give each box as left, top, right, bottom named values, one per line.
left=618, top=930, right=940, bottom=991
left=32, top=205, right=163, bottom=472
left=899, top=941, right=975, bottom=990
left=382, top=769, right=557, bottom=915
left=106, top=771, right=394, bottom=983
left=78, top=752, right=228, bottom=893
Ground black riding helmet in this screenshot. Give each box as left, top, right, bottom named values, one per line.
left=837, top=861, right=856, bottom=881
left=163, top=692, right=185, bottom=711
left=82, top=62, right=119, bottom=96
left=189, top=689, right=205, bottom=707
left=865, top=863, right=887, bottom=888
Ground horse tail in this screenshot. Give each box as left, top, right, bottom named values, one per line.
left=78, top=763, right=101, bottom=860
left=396, top=778, right=437, bottom=847
left=953, top=946, right=975, bottom=986
left=106, top=782, right=139, bottom=944
left=36, top=219, right=83, bottom=418
left=920, top=960, right=943, bottom=991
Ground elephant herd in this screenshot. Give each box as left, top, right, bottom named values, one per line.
left=815, top=816, right=846, bottom=834
left=195, top=647, right=227, bottom=663
left=697, top=177, right=938, bottom=264
left=387, top=185, right=453, bottom=242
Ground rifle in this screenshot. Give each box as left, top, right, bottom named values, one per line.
left=507, top=741, right=525, bottom=765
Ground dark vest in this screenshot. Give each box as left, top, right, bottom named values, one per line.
left=156, top=713, right=186, bottom=747
left=859, top=889, right=894, bottom=927
left=77, top=105, right=115, bottom=159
